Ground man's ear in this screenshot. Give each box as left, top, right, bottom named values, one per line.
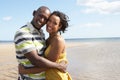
left=33, top=10, right=37, bottom=16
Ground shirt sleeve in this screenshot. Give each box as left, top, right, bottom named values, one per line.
left=14, top=30, right=36, bottom=54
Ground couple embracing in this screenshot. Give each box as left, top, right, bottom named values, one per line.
left=14, top=6, right=72, bottom=80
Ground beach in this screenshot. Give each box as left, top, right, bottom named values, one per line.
left=0, top=43, right=18, bottom=80
left=1, top=41, right=120, bottom=80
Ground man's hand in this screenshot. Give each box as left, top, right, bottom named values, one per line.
left=58, top=61, right=67, bottom=73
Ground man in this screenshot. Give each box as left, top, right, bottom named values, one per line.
left=14, top=6, right=66, bottom=80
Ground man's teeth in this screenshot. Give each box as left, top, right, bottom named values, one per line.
left=48, top=27, right=51, bottom=30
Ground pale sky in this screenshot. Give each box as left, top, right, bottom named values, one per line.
left=0, top=0, right=120, bottom=40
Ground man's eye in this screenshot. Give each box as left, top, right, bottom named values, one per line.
left=38, top=15, right=47, bottom=21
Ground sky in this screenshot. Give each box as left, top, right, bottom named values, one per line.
left=0, top=0, right=120, bottom=41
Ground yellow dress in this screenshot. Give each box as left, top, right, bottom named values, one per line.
left=45, top=45, right=72, bottom=80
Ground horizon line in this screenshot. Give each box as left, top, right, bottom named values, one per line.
left=1, top=37, right=120, bottom=41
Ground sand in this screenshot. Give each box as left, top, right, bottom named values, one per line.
left=0, top=43, right=18, bottom=80
left=0, top=41, right=120, bottom=80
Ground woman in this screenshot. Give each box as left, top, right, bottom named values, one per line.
left=19, top=11, right=72, bottom=80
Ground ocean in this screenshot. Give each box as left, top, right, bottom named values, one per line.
left=1, top=37, right=120, bottom=43
left=65, top=37, right=120, bottom=42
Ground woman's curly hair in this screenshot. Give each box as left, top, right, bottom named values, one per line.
left=49, top=11, right=69, bottom=33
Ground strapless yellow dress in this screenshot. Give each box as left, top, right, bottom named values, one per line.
left=45, top=45, right=72, bottom=80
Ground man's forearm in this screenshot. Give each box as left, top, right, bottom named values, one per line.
left=32, top=56, right=66, bottom=72
left=32, top=56, right=60, bottom=69
left=25, top=50, right=62, bottom=70
left=19, top=64, right=46, bottom=74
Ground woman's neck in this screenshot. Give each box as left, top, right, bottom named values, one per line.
left=46, top=33, right=58, bottom=46
left=49, top=33, right=58, bottom=38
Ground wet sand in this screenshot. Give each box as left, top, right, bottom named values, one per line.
left=1, top=42, right=120, bottom=80
left=66, top=41, right=120, bottom=80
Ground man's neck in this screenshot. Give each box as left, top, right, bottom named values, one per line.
left=31, top=21, right=40, bottom=30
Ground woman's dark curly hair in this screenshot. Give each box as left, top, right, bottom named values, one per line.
left=49, top=11, right=69, bottom=33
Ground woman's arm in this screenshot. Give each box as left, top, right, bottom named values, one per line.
left=46, top=36, right=65, bottom=62
left=18, top=64, right=47, bottom=74
left=46, top=37, right=67, bottom=72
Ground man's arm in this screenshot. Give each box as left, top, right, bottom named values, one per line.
left=24, top=50, right=66, bottom=71
left=18, top=60, right=67, bottom=74
left=19, top=64, right=47, bottom=74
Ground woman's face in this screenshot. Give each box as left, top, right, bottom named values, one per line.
left=46, top=14, right=61, bottom=34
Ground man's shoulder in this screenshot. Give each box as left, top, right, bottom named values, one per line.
left=17, top=24, right=31, bottom=33
left=20, top=25, right=28, bottom=29
left=14, top=24, right=30, bottom=39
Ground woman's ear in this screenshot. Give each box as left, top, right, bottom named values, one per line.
left=59, top=24, right=62, bottom=30
left=60, top=24, right=62, bottom=28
